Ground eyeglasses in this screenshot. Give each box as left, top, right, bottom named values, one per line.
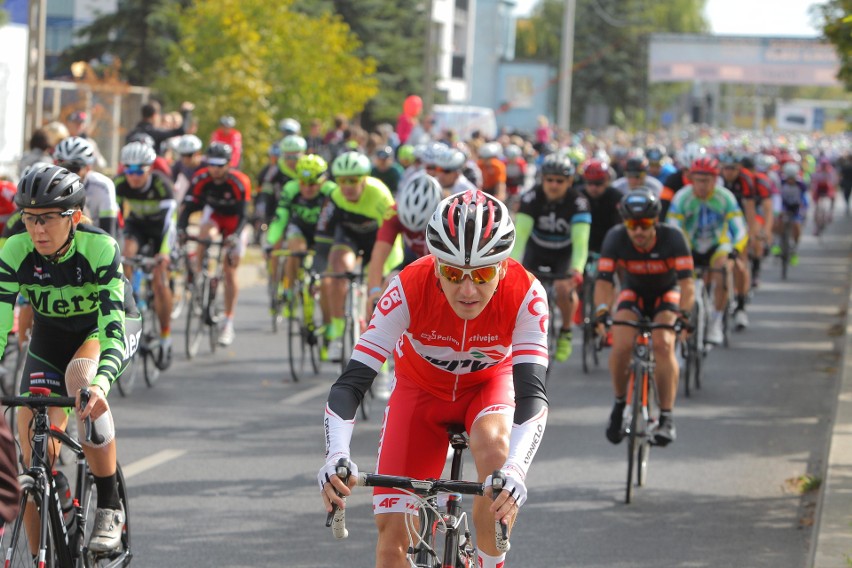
left=543, top=176, right=569, bottom=184
left=626, top=173, right=644, bottom=179
left=437, top=262, right=501, bottom=285
left=22, top=210, right=75, bottom=227
left=180, top=153, right=196, bottom=159
left=584, top=180, right=605, bottom=186
left=123, top=165, right=149, bottom=176
left=624, top=218, right=655, bottom=231
left=336, top=176, right=363, bottom=186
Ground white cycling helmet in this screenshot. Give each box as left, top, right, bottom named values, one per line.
left=280, top=135, right=307, bottom=155
left=53, top=136, right=95, bottom=167
left=278, top=117, right=301, bottom=135
left=426, top=189, right=515, bottom=267
left=397, top=173, right=442, bottom=233
left=176, top=134, right=203, bottom=155
left=754, top=153, right=776, bottom=173
left=120, top=141, right=156, bottom=166
left=434, top=148, right=466, bottom=172
left=781, top=162, right=800, bottom=179
left=331, top=151, right=372, bottom=177
left=504, top=144, right=522, bottom=159
left=677, top=142, right=706, bottom=168
left=419, top=142, right=447, bottom=166
left=477, top=142, right=501, bottom=160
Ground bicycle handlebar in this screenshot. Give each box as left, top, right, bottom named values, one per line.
left=325, top=458, right=510, bottom=552
left=2, top=388, right=102, bottom=444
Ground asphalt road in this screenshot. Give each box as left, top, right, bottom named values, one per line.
left=105, top=212, right=851, bottom=567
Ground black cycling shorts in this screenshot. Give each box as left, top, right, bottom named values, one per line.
left=615, top=287, right=681, bottom=320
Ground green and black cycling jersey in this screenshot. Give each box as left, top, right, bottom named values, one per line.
left=0, top=225, right=137, bottom=394
left=266, top=179, right=336, bottom=247
left=115, top=170, right=177, bottom=228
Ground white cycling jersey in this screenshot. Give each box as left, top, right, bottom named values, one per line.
left=84, top=171, right=119, bottom=239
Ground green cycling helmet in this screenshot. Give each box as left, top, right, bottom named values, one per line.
left=296, top=154, right=328, bottom=184
left=280, top=135, right=307, bottom=155
left=332, top=151, right=372, bottom=177
left=397, top=144, right=415, bottom=162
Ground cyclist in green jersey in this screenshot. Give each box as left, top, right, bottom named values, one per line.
left=666, top=157, right=748, bottom=345
left=315, top=151, right=403, bottom=361
left=265, top=154, right=336, bottom=309
left=0, top=165, right=140, bottom=552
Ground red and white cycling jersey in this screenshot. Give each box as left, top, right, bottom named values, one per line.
left=351, top=255, right=549, bottom=401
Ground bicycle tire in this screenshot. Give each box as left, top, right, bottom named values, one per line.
left=287, top=283, right=306, bottom=383
left=207, top=278, right=221, bottom=353
left=780, top=220, right=791, bottom=280
left=185, top=283, right=206, bottom=360
left=142, top=305, right=161, bottom=388
left=1, top=474, right=54, bottom=568
left=115, top=353, right=138, bottom=398
left=169, top=271, right=188, bottom=321
left=81, top=463, right=132, bottom=567
left=625, top=365, right=641, bottom=504
left=306, top=286, right=322, bottom=375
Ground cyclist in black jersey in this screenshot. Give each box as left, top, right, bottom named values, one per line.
left=510, top=154, right=591, bottom=363
left=115, top=141, right=178, bottom=368
left=595, top=189, right=694, bottom=447
left=0, top=165, right=140, bottom=552
left=579, top=159, right=622, bottom=254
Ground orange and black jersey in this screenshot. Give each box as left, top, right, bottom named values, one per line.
left=178, top=167, right=251, bottom=230
left=741, top=168, right=774, bottom=199
left=722, top=170, right=762, bottom=211
left=660, top=169, right=689, bottom=220
left=598, top=224, right=693, bottom=297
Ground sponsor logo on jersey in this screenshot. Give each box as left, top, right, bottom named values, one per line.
left=377, top=286, right=403, bottom=316
left=527, top=291, right=548, bottom=333
left=33, top=266, right=49, bottom=280
left=424, top=355, right=499, bottom=373
left=470, top=348, right=505, bottom=360
left=419, top=330, right=460, bottom=346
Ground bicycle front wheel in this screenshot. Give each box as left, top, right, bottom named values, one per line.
left=1, top=475, right=55, bottom=568
left=185, top=283, right=206, bottom=360
left=637, top=372, right=659, bottom=488
left=625, top=365, right=642, bottom=504
left=287, top=284, right=306, bottom=383
left=142, top=308, right=161, bottom=388
left=81, top=463, right=132, bottom=567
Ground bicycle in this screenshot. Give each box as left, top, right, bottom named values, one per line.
left=183, top=236, right=226, bottom=359
left=167, top=246, right=193, bottom=321
left=580, top=255, right=604, bottom=374
left=1, top=387, right=131, bottom=567
left=682, top=267, right=711, bottom=398
left=611, top=318, right=679, bottom=504
left=326, top=426, right=510, bottom=567
left=123, top=254, right=162, bottom=389
left=281, top=251, right=324, bottom=383
left=812, top=193, right=832, bottom=239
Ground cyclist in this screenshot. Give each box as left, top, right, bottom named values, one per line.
left=809, top=156, right=838, bottom=230
left=210, top=115, right=242, bottom=168
left=53, top=136, right=120, bottom=240
left=478, top=142, right=507, bottom=201
left=771, top=161, right=808, bottom=265
left=366, top=172, right=443, bottom=306
left=114, top=141, right=178, bottom=368
left=319, top=189, right=549, bottom=568
left=178, top=142, right=252, bottom=346
left=718, top=151, right=765, bottom=330
left=579, top=159, right=622, bottom=255
left=667, top=157, right=749, bottom=345
left=433, top=147, right=477, bottom=194
left=315, top=151, right=402, bottom=361
left=265, top=154, right=336, bottom=314
left=612, top=154, right=664, bottom=197
left=510, top=153, right=591, bottom=362
left=741, top=154, right=777, bottom=288
left=646, top=145, right=677, bottom=184
left=0, top=165, right=140, bottom=552
left=660, top=142, right=706, bottom=220
left=257, top=134, right=305, bottom=220
left=595, top=189, right=694, bottom=447
left=172, top=134, right=204, bottom=203
left=371, top=145, right=404, bottom=195
left=504, top=143, right=528, bottom=203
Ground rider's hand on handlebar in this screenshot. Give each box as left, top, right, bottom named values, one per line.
left=318, top=457, right=358, bottom=513
left=568, top=269, right=583, bottom=289
left=486, top=467, right=527, bottom=522
left=76, top=384, right=108, bottom=421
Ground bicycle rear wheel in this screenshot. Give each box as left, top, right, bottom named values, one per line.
left=287, top=283, right=306, bottom=383
left=169, top=268, right=188, bottom=321
left=142, top=306, right=161, bottom=388
left=81, top=463, right=132, bottom=567
left=1, top=475, right=54, bottom=568
left=185, top=283, right=205, bottom=360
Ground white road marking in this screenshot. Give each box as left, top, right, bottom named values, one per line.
left=122, top=449, right=187, bottom=479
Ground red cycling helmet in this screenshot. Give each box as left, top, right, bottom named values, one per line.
left=582, top=159, right=608, bottom=182
left=690, top=157, right=720, bottom=176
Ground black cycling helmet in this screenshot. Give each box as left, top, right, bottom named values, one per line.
left=625, top=156, right=649, bottom=173
left=739, top=154, right=755, bottom=170
left=16, top=164, right=86, bottom=210
left=206, top=142, right=233, bottom=166
left=540, top=154, right=575, bottom=177
left=618, top=188, right=661, bottom=221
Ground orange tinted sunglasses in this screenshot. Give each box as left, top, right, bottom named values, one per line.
left=438, top=262, right=501, bottom=284
left=624, top=218, right=655, bottom=230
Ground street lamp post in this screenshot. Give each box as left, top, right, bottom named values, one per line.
left=557, top=0, right=576, bottom=133
left=26, top=0, right=46, bottom=142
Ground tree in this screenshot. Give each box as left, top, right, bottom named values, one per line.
left=811, top=0, right=852, bottom=91
left=516, top=0, right=709, bottom=129
left=297, top=1, right=427, bottom=128
left=156, top=0, right=378, bottom=174
left=0, top=1, right=8, bottom=27
left=61, top=0, right=189, bottom=86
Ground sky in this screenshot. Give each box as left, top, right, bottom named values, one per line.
left=513, top=0, right=822, bottom=37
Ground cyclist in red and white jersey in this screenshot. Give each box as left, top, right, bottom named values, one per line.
left=319, top=189, right=549, bottom=568
left=810, top=157, right=838, bottom=222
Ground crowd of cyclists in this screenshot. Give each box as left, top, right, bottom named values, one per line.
left=2, top=101, right=852, bottom=564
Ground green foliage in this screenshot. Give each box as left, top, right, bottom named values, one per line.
left=298, top=0, right=427, bottom=128
left=516, top=0, right=709, bottom=129
left=156, top=0, right=378, bottom=175
left=811, top=0, right=852, bottom=91
left=61, top=0, right=189, bottom=86
left=0, top=1, right=8, bottom=27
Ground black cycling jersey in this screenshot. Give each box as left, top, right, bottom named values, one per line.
left=517, top=184, right=591, bottom=250
left=580, top=185, right=623, bottom=254
left=115, top=170, right=176, bottom=227
left=598, top=224, right=693, bottom=297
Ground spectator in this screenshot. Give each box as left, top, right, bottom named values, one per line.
left=125, top=100, right=194, bottom=151
left=65, top=111, right=107, bottom=170
left=18, top=129, right=53, bottom=177
left=306, top=118, right=325, bottom=155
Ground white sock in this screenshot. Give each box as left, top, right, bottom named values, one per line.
left=477, top=550, right=506, bottom=568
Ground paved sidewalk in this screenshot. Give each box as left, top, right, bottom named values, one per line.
left=810, top=221, right=852, bottom=567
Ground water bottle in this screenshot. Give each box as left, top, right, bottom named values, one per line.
left=53, top=470, right=74, bottom=519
